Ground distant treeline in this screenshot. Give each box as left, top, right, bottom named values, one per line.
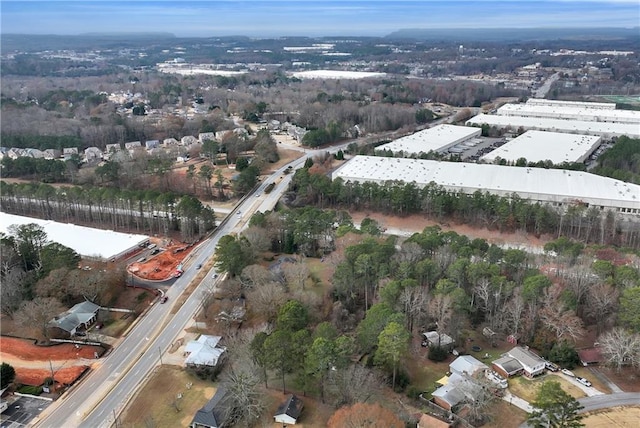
left=1, top=134, right=82, bottom=150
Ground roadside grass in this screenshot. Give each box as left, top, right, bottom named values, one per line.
left=509, top=374, right=586, bottom=403
left=98, top=312, right=135, bottom=337
left=120, top=365, right=215, bottom=428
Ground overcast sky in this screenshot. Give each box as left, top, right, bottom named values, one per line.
left=2, top=1, right=639, bottom=37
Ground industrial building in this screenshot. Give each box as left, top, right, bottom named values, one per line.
left=480, top=130, right=602, bottom=164
left=466, top=114, right=640, bottom=139
left=498, top=102, right=640, bottom=124
left=375, top=124, right=481, bottom=156
left=331, top=156, right=640, bottom=216
left=526, top=99, right=616, bottom=110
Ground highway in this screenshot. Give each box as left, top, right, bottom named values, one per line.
left=34, top=145, right=340, bottom=428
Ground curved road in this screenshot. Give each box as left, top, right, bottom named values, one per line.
left=579, top=392, right=640, bottom=413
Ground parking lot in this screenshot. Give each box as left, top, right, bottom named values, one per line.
left=1, top=396, right=52, bottom=428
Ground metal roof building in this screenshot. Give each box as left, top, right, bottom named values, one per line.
left=375, top=124, right=481, bottom=156
left=498, top=103, right=640, bottom=124
left=526, top=98, right=616, bottom=110
left=331, top=156, right=640, bottom=215
left=466, top=114, right=640, bottom=139
left=481, top=130, right=602, bottom=164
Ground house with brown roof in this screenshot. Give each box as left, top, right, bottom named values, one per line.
left=578, top=347, right=603, bottom=366
left=418, top=413, right=452, bottom=428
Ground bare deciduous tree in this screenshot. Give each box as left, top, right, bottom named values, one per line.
left=240, top=264, right=273, bottom=289
left=0, top=267, right=26, bottom=318
left=398, top=285, right=429, bottom=333
left=539, top=287, right=584, bottom=342
left=14, top=297, right=65, bottom=340
left=598, top=328, right=640, bottom=372
left=326, top=364, right=384, bottom=408
left=585, top=283, right=619, bottom=334
left=282, top=259, right=310, bottom=291
left=246, top=282, right=286, bottom=323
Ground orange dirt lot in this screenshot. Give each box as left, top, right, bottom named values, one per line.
left=129, top=241, right=194, bottom=281
left=0, top=336, right=103, bottom=386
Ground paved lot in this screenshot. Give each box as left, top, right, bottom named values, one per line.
left=1, top=396, right=52, bottom=428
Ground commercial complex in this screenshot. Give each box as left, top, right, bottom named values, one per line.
left=526, top=98, right=616, bottom=110
left=0, top=212, right=149, bottom=261
left=480, top=130, right=602, bottom=164
left=331, top=156, right=640, bottom=216
left=466, top=114, right=640, bottom=139
left=498, top=102, right=640, bottom=124
left=375, top=124, right=481, bottom=156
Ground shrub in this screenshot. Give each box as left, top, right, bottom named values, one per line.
left=428, top=346, right=448, bottom=362
left=17, top=385, right=42, bottom=395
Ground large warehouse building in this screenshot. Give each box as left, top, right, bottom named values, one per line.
left=332, top=156, right=640, bottom=216
left=526, top=99, right=616, bottom=110
left=375, top=124, right=481, bottom=156
left=480, top=130, right=602, bottom=164
left=498, top=102, right=640, bottom=124
left=0, top=212, right=149, bottom=261
left=466, top=114, right=640, bottom=139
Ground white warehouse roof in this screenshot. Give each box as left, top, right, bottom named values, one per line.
left=527, top=99, right=616, bottom=110
left=375, top=124, right=481, bottom=156
left=332, top=156, right=640, bottom=212
left=0, top=212, right=149, bottom=260
left=498, top=103, right=640, bottom=124
left=481, top=130, right=602, bottom=164
left=466, top=114, right=640, bottom=139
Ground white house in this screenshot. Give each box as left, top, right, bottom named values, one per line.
left=105, top=143, right=122, bottom=154
left=184, top=335, right=226, bottom=367
left=274, top=394, right=304, bottom=425
left=199, top=132, right=216, bottom=143
left=449, top=355, right=487, bottom=377
left=181, top=136, right=199, bottom=146
left=506, top=346, right=546, bottom=377
left=84, top=147, right=103, bottom=162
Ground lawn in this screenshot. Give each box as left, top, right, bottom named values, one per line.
left=119, top=365, right=215, bottom=428
left=508, top=374, right=586, bottom=403
left=484, top=399, right=528, bottom=428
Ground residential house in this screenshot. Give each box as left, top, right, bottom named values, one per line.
left=163, top=138, right=179, bottom=146
left=125, top=141, right=142, bottom=155
left=199, top=132, right=216, bottom=143
left=105, top=143, right=122, bottom=154
left=184, top=335, right=226, bottom=367
left=431, top=373, right=468, bottom=411
left=0, top=147, right=7, bottom=160
left=190, top=388, right=229, bottom=428
left=492, top=356, right=523, bottom=378
left=423, top=331, right=455, bottom=350
left=215, top=131, right=230, bottom=141
left=43, top=149, right=62, bottom=160
left=578, top=348, right=603, bottom=366
left=273, top=394, right=304, bottom=425
left=48, top=301, right=100, bottom=338
left=7, top=148, right=25, bottom=159
left=449, top=355, right=487, bottom=377
left=25, top=148, right=44, bottom=159
left=181, top=136, right=199, bottom=146
left=418, top=413, right=452, bottom=428
left=145, top=140, right=160, bottom=150
left=62, top=147, right=79, bottom=160
left=506, top=346, right=545, bottom=377
left=84, top=147, right=103, bottom=163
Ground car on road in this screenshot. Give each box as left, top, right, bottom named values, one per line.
left=196, top=263, right=202, bottom=269
left=576, top=377, right=592, bottom=387
left=160, top=296, right=168, bottom=304
left=150, top=248, right=160, bottom=255
left=236, top=210, right=241, bottom=216
left=212, top=273, right=218, bottom=278
left=561, top=368, right=575, bottom=377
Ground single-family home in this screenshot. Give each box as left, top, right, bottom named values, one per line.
left=418, top=413, right=452, bottom=428
left=190, top=388, right=229, bottom=428
left=423, top=331, right=455, bottom=349
left=181, top=136, right=199, bottom=146
left=125, top=141, right=142, bottom=154
left=0, top=147, right=8, bottom=160
left=215, top=131, right=231, bottom=141
left=62, top=147, right=79, bottom=160
left=48, top=301, right=101, bottom=338
left=105, top=143, right=122, bottom=154
left=492, top=356, right=523, bottom=378
left=25, top=148, right=45, bottom=159
left=184, top=335, right=226, bottom=367
left=43, top=148, right=62, bottom=160
left=431, top=373, right=468, bottom=411
left=577, top=347, right=603, bottom=366
left=7, top=148, right=25, bottom=159
left=84, top=147, right=103, bottom=162
left=506, top=346, right=546, bottom=377
left=163, top=138, right=179, bottom=146
left=145, top=140, right=160, bottom=150
left=199, top=132, right=216, bottom=143
left=273, top=394, right=304, bottom=425
left=449, top=355, right=488, bottom=377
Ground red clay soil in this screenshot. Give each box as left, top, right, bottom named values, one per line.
left=128, top=240, right=194, bottom=281
left=15, top=366, right=89, bottom=387
left=1, top=336, right=103, bottom=386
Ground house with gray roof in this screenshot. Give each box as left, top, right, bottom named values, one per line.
left=274, top=394, right=304, bottom=425
left=431, top=373, right=468, bottom=411
left=181, top=136, right=199, bottom=146
left=145, top=140, right=160, bottom=150
left=492, top=356, right=523, bottom=378
left=449, top=355, right=487, bottom=377
left=190, top=388, right=229, bottom=428
left=423, top=331, right=455, bottom=349
left=62, top=147, right=79, bottom=160
left=84, top=147, right=103, bottom=163
left=506, top=346, right=546, bottom=377
left=43, top=149, right=62, bottom=160
left=184, top=335, right=226, bottom=367
left=48, top=301, right=100, bottom=337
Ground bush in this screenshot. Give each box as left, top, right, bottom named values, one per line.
left=18, top=385, right=42, bottom=395
left=406, top=385, right=423, bottom=400
left=428, top=346, right=448, bottom=362
left=546, top=341, right=580, bottom=369
left=394, top=368, right=410, bottom=392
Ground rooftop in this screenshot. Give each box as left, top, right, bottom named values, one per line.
left=376, top=124, right=481, bottom=155
left=498, top=102, right=640, bottom=124
left=481, top=130, right=602, bottom=164
left=332, top=156, right=640, bottom=209
left=466, top=114, right=640, bottom=138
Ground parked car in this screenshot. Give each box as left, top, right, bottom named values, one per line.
left=75, top=331, right=86, bottom=337
left=576, top=377, right=592, bottom=387
left=561, top=368, right=575, bottom=377
left=545, top=362, right=559, bottom=372
left=160, top=296, right=168, bottom=304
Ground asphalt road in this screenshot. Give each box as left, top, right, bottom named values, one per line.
left=35, top=143, right=348, bottom=428
left=579, top=392, right=640, bottom=413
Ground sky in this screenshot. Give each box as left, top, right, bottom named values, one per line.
left=1, top=1, right=639, bottom=37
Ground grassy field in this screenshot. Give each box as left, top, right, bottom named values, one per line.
left=484, top=399, right=528, bottom=428
left=582, top=406, right=640, bottom=427
left=120, top=365, right=215, bottom=428
left=508, top=373, right=586, bottom=403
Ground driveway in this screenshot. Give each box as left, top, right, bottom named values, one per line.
left=556, top=372, right=604, bottom=396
